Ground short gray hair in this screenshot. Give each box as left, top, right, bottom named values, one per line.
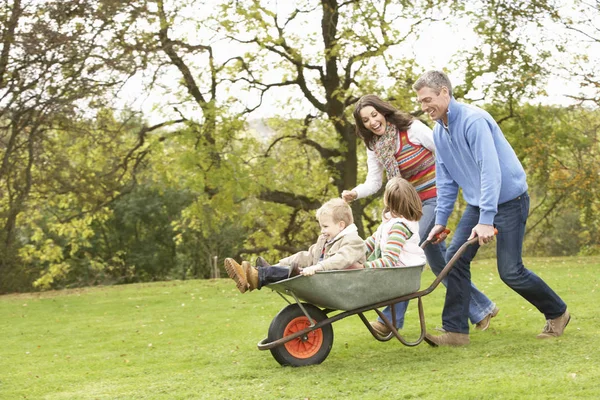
left=413, top=70, right=453, bottom=97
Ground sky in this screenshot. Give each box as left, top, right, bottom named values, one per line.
left=118, top=0, right=598, bottom=124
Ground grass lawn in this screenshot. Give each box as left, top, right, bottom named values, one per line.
left=1, top=256, right=599, bottom=399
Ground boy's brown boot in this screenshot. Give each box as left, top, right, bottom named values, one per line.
left=424, top=332, right=470, bottom=347
left=243, top=261, right=259, bottom=291
left=224, top=258, right=249, bottom=293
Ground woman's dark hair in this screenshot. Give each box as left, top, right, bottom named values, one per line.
left=353, top=94, right=414, bottom=150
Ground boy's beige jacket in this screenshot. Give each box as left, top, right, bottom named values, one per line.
left=278, top=224, right=366, bottom=271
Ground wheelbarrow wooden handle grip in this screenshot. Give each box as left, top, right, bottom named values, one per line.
left=420, top=228, right=450, bottom=249
left=434, top=228, right=451, bottom=240
left=422, top=227, right=499, bottom=295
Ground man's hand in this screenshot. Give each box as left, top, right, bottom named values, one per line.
left=301, top=264, right=324, bottom=276
left=469, top=224, right=495, bottom=246
left=341, top=190, right=358, bottom=202
left=427, top=224, right=448, bottom=244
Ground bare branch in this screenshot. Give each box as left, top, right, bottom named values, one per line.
left=339, top=0, right=360, bottom=7
left=156, top=0, right=208, bottom=106
left=258, top=190, right=321, bottom=210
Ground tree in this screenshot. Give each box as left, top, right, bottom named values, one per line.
left=216, top=0, right=457, bottom=243
left=496, top=103, right=600, bottom=255
left=3, top=0, right=596, bottom=292
left=556, top=0, right=600, bottom=108
left=0, top=0, right=178, bottom=291
left=214, top=0, right=568, bottom=255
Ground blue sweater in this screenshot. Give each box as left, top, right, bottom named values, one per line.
left=434, top=98, right=528, bottom=226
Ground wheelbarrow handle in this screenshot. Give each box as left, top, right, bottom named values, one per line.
left=420, top=228, right=451, bottom=249
left=421, top=227, right=499, bottom=249
left=439, top=228, right=451, bottom=238
left=420, top=228, right=499, bottom=296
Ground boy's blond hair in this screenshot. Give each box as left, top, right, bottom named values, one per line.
left=384, top=177, right=423, bottom=221
left=316, top=198, right=354, bottom=227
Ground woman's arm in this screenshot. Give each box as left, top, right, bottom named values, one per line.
left=351, top=149, right=384, bottom=199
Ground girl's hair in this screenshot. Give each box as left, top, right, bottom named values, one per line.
left=353, top=94, right=414, bottom=151
left=317, top=198, right=354, bottom=226
left=383, top=177, right=423, bottom=221
left=412, top=70, right=454, bottom=97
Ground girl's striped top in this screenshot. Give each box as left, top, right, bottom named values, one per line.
left=364, top=221, right=412, bottom=268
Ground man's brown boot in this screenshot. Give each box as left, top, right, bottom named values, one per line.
left=243, top=261, right=259, bottom=291
left=224, top=258, right=249, bottom=293
left=537, top=309, right=570, bottom=339
left=424, top=332, right=470, bottom=347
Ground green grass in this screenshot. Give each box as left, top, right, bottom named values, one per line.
left=1, top=256, right=599, bottom=399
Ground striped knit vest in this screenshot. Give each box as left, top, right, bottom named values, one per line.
left=396, top=130, right=437, bottom=201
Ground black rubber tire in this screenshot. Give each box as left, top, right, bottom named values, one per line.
left=267, top=303, right=333, bottom=367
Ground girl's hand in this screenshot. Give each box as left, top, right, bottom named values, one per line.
left=342, top=190, right=358, bottom=202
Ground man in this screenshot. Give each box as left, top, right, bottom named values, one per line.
left=413, top=70, right=569, bottom=346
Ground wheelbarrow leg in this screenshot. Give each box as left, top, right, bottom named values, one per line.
left=358, top=312, right=394, bottom=342
left=361, top=296, right=428, bottom=346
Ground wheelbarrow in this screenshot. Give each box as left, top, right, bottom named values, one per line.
left=257, top=234, right=482, bottom=367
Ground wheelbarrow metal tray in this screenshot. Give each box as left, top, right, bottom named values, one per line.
left=266, top=265, right=424, bottom=311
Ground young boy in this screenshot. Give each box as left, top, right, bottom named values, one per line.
left=224, top=198, right=366, bottom=293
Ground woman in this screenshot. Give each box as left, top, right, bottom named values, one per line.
left=342, top=94, right=499, bottom=335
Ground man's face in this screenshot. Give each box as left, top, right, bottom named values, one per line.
left=416, top=86, right=451, bottom=122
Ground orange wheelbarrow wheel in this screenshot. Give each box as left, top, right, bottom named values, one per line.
left=267, top=303, right=333, bottom=366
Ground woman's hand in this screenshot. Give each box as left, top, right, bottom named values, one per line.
left=341, top=190, right=358, bottom=202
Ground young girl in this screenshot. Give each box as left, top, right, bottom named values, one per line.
left=361, top=176, right=426, bottom=336
left=363, top=176, right=425, bottom=269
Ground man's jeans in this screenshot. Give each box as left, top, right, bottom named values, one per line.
left=442, top=192, right=567, bottom=333
left=379, top=197, right=496, bottom=328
